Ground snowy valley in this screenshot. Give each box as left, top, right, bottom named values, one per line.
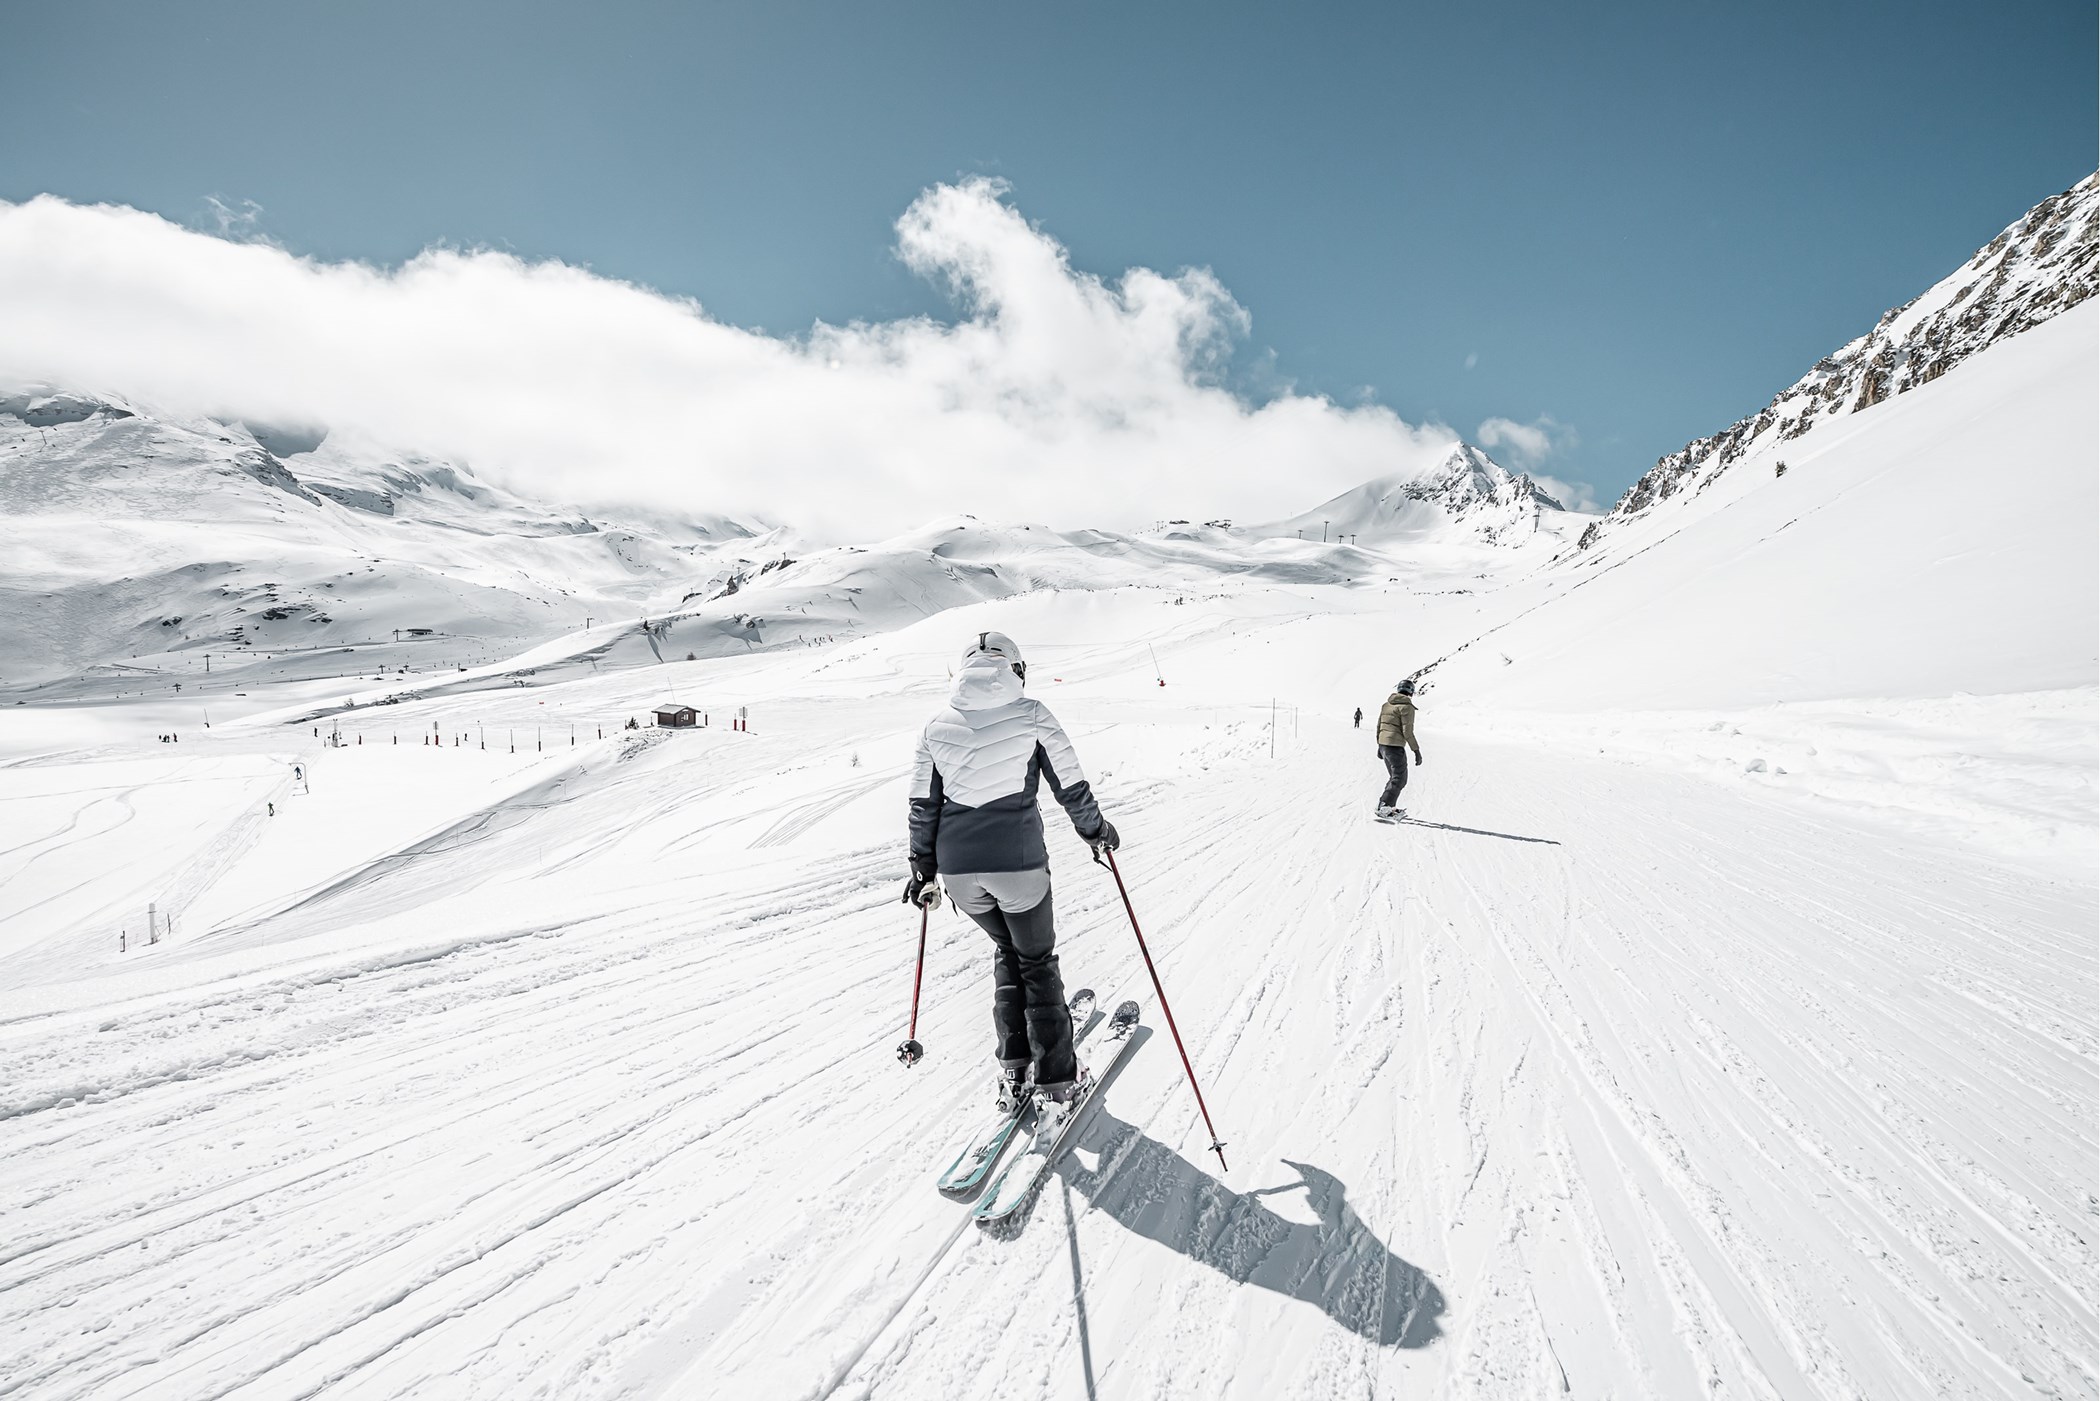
left=0, top=177, right=2094, bottom=1401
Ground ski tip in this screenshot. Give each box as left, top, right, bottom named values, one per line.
left=1110, top=999, right=1140, bottom=1029
left=1069, top=987, right=1097, bottom=1014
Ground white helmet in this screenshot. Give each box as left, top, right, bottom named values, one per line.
left=962, top=630, right=1025, bottom=680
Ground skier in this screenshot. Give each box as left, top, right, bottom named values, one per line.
left=1352, top=706, right=1363, bottom=729
left=905, top=631, right=1119, bottom=1117
left=1374, top=678, right=1424, bottom=820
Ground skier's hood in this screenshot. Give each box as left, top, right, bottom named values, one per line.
left=951, top=652, right=1024, bottom=711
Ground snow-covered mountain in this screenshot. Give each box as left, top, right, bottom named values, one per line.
left=1407, top=175, right=2099, bottom=713
left=1255, top=442, right=1565, bottom=547
left=1, top=391, right=1589, bottom=700
left=613, top=457, right=1583, bottom=677
left=0, top=388, right=767, bottom=690
left=1581, top=171, right=2097, bottom=550
left=1425, top=296, right=2096, bottom=710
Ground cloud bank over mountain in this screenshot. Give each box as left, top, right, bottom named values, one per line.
left=0, top=179, right=1463, bottom=537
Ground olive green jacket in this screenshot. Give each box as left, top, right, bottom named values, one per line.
left=1376, top=693, right=1419, bottom=753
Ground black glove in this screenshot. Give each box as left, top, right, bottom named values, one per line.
left=1413, top=751, right=1425, bottom=766
left=903, top=853, right=941, bottom=908
left=1085, top=819, right=1120, bottom=860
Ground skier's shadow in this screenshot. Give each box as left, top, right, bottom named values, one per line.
left=1054, top=1107, right=1445, bottom=1349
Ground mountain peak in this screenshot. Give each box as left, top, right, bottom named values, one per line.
left=1258, top=440, right=1571, bottom=548
left=1426, top=442, right=1566, bottom=514
left=1583, top=171, right=2098, bottom=550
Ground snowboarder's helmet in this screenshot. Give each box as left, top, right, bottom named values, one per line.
left=963, top=630, right=1026, bottom=681
left=1395, top=678, right=1416, bottom=695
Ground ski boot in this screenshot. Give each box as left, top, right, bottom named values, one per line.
left=1031, top=1065, right=1095, bottom=1135
left=995, top=1064, right=1033, bottom=1116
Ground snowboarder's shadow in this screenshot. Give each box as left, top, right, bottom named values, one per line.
left=1054, top=1108, right=1445, bottom=1349
left=1393, top=816, right=1558, bottom=845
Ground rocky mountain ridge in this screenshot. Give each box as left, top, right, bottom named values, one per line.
left=1582, top=172, right=2098, bottom=550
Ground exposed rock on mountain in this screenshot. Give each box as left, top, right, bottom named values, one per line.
left=0, top=388, right=132, bottom=427
left=0, top=391, right=757, bottom=688
left=3, top=370, right=1591, bottom=694
left=1263, top=442, right=1567, bottom=547
left=1583, top=172, right=2098, bottom=549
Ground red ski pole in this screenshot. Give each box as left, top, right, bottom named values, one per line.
left=898, top=901, right=928, bottom=1067
left=1101, top=848, right=1228, bottom=1172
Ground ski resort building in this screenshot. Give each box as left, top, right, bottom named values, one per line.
left=652, top=702, right=699, bottom=729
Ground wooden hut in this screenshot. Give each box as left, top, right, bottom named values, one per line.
left=653, top=701, right=699, bottom=729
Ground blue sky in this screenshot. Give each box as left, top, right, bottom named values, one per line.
left=1, top=0, right=2091, bottom=506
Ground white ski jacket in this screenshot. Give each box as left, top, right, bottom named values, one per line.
left=909, top=654, right=1104, bottom=873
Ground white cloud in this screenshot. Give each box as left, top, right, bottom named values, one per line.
left=1524, top=471, right=1600, bottom=515
left=0, top=180, right=1457, bottom=538
left=202, top=195, right=266, bottom=240
left=1475, top=414, right=1567, bottom=467
left=1475, top=414, right=1596, bottom=512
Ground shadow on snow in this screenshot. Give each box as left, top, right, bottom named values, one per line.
left=1053, top=1106, right=1445, bottom=1350
left=1395, top=815, right=1559, bottom=845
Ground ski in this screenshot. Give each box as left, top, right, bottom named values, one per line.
left=973, top=999, right=1141, bottom=1224
left=935, top=988, right=1097, bottom=1194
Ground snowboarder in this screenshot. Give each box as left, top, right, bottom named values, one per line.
left=1374, top=679, right=1424, bottom=819
left=905, top=630, right=1119, bottom=1114
left=1352, top=706, right=1363, bottom=729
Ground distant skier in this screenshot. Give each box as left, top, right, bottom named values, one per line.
left=1352, top=706, right=1363, bottom=729
left=905, top=630, right=1119, bottom=1114
left=1374, top=679, right=1424, bottom=820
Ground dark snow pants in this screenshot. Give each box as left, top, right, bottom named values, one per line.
left=1378, top=744, right=1410, bottom=807
left=950, top=872, right=1077, bottom=1089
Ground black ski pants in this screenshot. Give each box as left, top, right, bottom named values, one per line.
left=1378, top=744, right=1410, bottom=807
left=959, top=889, right=1077, bottom=1088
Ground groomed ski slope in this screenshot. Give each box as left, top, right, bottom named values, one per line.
left=0, top=677, right=2090, bottom=1400
left=1, top=304, right=2094, bottom=1399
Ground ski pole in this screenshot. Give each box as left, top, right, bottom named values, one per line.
left=898, top=902, right=928, bottom=1067
left=1101, top=848, right=1228, bottom=1172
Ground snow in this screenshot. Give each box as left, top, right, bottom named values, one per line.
left=0, top=401, right=759, bottom=694
left=0, top=263, right=2094, bottom=1398
left=2, top=685, right=2089, bottom=1397
left=1428, top=302, right=2099, bottom=711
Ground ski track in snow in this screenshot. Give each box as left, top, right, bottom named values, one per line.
left=5, top=194, right=2094, bottom=1401
left=1, top=706, right=2090, bottom=1401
